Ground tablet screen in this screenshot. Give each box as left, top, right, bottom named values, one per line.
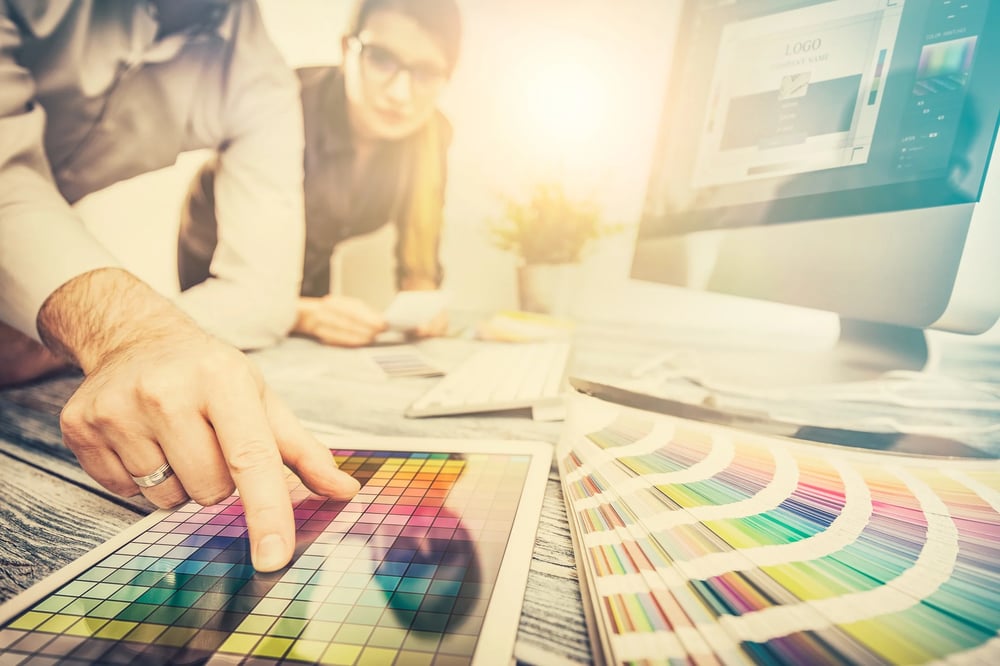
left=0, top=436, right=551, bottom=665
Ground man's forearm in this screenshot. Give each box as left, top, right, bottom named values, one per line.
left=38, top=267, right=208, bottom=374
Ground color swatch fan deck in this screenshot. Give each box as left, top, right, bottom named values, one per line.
left=558, top=392, right=1000, bottom=665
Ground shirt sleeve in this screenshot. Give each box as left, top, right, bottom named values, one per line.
left=0, top=4, right=121, bottom=341
left=173, top=3, right=305, bottom=350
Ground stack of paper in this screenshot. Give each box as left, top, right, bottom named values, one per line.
left=557, top=392, right=1000, bottom=665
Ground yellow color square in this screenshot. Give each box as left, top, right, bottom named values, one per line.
left=218, top=632, right=261, bottom=654
left=95, top=620, right=138, bottom=640
left=357, top=646, right=399, bottom=666
left=9, top=612, right=51, bottom=631
left=321, top=643, right=362, bottom=665
left=287, top=638, right=328, bottom=663
left=253, top=636, right=294, bottom=659
left=37, top=614, right=78, bottom=633
left=62, top=617, right=106, bottom=637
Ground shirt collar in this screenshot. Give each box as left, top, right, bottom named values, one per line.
left=135, top=1, right=236, bottom=65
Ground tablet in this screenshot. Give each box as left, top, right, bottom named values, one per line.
left=0, top=433, right=552, bottom=665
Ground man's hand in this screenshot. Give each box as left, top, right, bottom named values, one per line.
left=38, top=268, right=360, bottom=572
left=293, top=295, right=387, bottom=347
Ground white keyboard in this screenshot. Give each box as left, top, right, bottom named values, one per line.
left=405, top=342, right=571, bottom=419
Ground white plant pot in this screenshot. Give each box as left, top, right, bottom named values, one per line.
left=517, top=262, right=580, bottom=316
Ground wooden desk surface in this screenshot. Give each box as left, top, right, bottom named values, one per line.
left=3, top=320, right=999, bottom=665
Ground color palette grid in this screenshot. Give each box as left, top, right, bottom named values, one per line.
left=558, top=394, right=1000, bottom=665
left=0, top=449, right=531, bottom=665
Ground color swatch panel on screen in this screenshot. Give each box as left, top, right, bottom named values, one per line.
left=559, top=393, right=1000, bottom=665
left=0, top=438, right=549, bottom=665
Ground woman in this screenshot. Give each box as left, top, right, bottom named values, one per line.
left=179, top=0, right=461, bottom=346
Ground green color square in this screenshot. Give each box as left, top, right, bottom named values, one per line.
left=182, top=575, right=218, bottom=592
left=283, top=600, right=316, bottom=619
left=389, top=592, right=423, bottom=611
left=136, top=587, right=173, bottom=604
left=32, top=596, right=73, bottom=613
left=403, top=630, right=441, bottom=652
left=77, top=567, right=114, bottom=583
left=37, top=614, right=79, bottom=633
left=165, top=590, right=202, bottom=607
left=368, top=627, right=407, bottom=649
left=114, top=603, right=157, bottom=622
left=129, top=571, right=165, bottom=586
left=64, top=597, right=105, bottom=616
left=145, top=605, right=187, bottom=625
left=313, top=603, right=350, bottom=623
left=373, top=576, right=400, bottom=592
left=333, top=623, right=373, bottom=645
left=102, top=569, right=139, bottom=585
left=294, top=584, right=328, bottom=602
left=395, top=650, right=434, bottom=666
left=218, top=632, right=260, bottom=654
left=345, top=606, right=382, bottom=625
left=412, top=612, right=448, bottom=632
left=155, top=626, right=198, bottom=647
left=299, top=620, right=341, bottom=642
left=269, top=582, right=303, bottom=599
left=386, top=610, right=415, bottom=628
left=236, top=615, right=275, bottom=634
left=397, top=578, right=430, bottom=594
left=286, top=638, right=327, bottom=663
left=281, top=569, right=315, bottom=584
left=252, top=636, right=293, bottom=659
left=125, top=622, right=167, bottom=643
left=269, top=617, right=307, bottom=638
left=253, top=597, right=290, bottom=616
left=320, top=643, right=361, bottom=665
left=57, top=581, right=94, bottom=597
left=109, top=585, right=147, bottom=602
left=81, top=582, right=122, bottom=599
left=88, top=600, right=130, bottom=620
left=355, top=590, right=388, bottom=607
left=94, top=620, right=138, bottom=640
left=191, top=591, right=230, bottom=611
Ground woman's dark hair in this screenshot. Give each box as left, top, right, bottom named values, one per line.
left=346, top=0, right=462, bottom=74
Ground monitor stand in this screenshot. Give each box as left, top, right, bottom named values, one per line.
left=655, top=317, right=930, bottom=390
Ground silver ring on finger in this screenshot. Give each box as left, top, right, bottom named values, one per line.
left=131, top=462, right=175, bottom=488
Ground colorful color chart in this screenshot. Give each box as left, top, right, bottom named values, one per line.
left=0, top=438, right=550, bottom=665
left=559, top=393, right=1000, bottom=665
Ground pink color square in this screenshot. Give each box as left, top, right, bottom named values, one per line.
left=174, top=523, right=198, bottom=534
left=194, top=525, right=224, bottom=536
left=218, top=525, right=246, bottom=537
left=221, top=505, right=244, bottom=516
left=389, top=506, right=415, bottom=516
left=349, top=523, right=378, bottom=536
left=373, top=524, right=404, bottom=538
left=304, top=519, right=330, bottom=532
left=365, top=505, right=391, bottom=514
left=432, top=517, right=459, bottom=529
left=400, top=525, right=428, bottom=538
left=357, top=513, right=384, bottom=524
left=408, top=516, right=434, bottom=527
left=383, top=515, right=410, bottom=525
left=208, top=515, right=234, bottom=526
left=427, top=527, right=455, bottom=539
left=312, top=510, right=339, bottom=521
left=413, top=507, right=439, bottom=517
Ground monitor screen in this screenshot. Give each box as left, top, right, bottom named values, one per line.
left=631, top=0, right=1000, bottom=337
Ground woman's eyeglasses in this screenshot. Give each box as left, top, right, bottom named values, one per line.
left=348, top=36, right=448, bottom=97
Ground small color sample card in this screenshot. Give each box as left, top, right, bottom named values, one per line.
left=367, top=346, right=445, bottom=379
left=0, top=434, right=551, bottom=665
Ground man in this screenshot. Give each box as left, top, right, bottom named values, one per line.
left=0, top=0, right=359, bottom=572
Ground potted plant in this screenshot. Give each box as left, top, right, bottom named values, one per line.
left=489, top=182, right=615, bottom=314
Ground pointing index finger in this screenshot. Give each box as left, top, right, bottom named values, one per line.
left=206, top=376, right=295, bottom=572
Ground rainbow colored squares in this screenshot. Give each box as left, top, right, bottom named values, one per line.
left=0, top=445, right=542, bottom=665
left=559, top=393, right=1000, bottom=665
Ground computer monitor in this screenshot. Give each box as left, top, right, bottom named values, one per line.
left=630, top=0, right=1000, bottom=384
